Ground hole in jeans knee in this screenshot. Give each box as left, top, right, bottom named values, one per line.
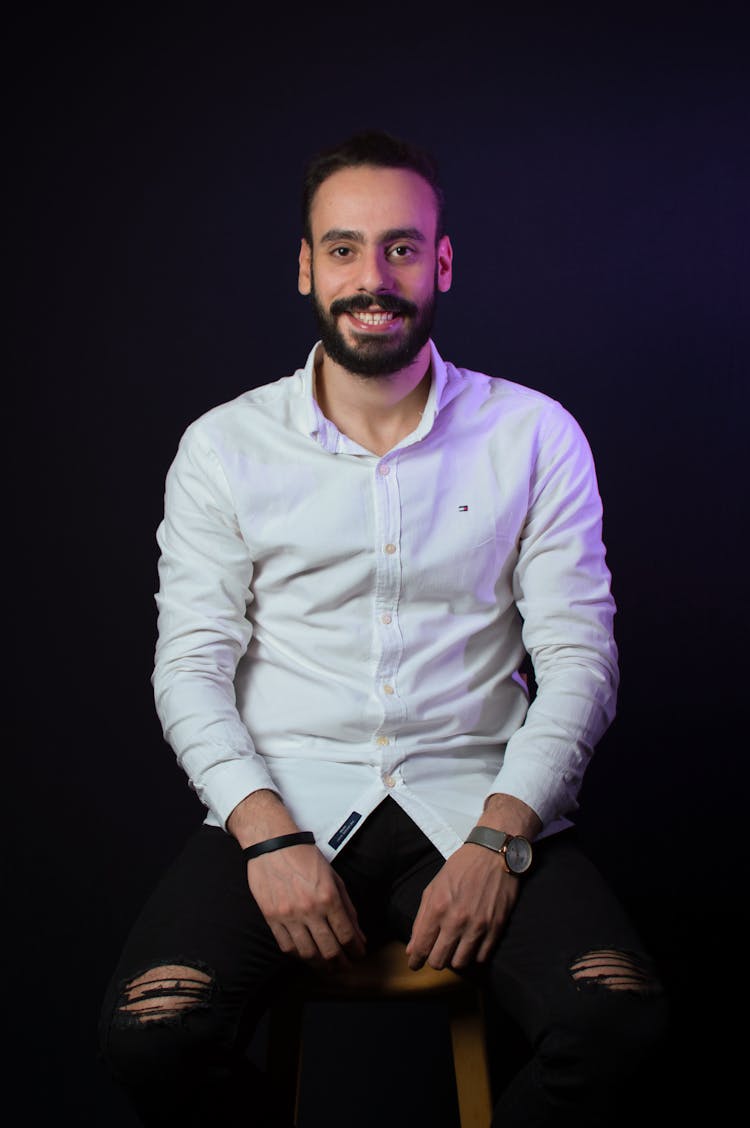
left=115, top=963, right=214, bottom=1025
left=569, top=948, right=661, bottom=994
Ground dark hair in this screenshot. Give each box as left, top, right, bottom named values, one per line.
left=301, top=128, right=446, bottom=244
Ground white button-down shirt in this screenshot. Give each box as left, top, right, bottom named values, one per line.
left=152, top=340, right=618, bottom=861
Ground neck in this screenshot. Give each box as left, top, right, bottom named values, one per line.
left=315, top=342, right=432, bottom=456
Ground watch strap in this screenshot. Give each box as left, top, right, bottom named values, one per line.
left=465, top=826, right=510, bottom=853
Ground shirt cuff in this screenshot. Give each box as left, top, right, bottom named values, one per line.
left=192, top=755, right=282, bottom=830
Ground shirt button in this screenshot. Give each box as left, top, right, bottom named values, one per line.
left=376, top=735, right=390, bottom=746
left=381, top=613, right=392, bottom=624
left=383, top=684, right=394, bottom=695
left=378, top=463, right=390, bottom=476
left=383, top=773, right=396, bottom=788
left=384, top=543, right=397, bottom=554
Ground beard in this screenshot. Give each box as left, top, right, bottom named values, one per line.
left=309, top=272, right=438, bottom=377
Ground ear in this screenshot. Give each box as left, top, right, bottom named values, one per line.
left=436, top=235, right=453, bottom=293
left=298, top=238, right=312, bottom=295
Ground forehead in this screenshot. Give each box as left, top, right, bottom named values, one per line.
left=308, top=165, right=439, bottom=243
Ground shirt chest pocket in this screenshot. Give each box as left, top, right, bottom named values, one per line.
left=400, top=486, right=521, bottom=606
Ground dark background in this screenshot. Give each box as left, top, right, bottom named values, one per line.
left=10, top=3, right=748, bottom=1124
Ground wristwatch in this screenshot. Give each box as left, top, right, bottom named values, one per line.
left=465, top=825, right=533, bottom=875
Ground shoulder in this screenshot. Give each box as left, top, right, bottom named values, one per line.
left=179, top=369, right=308, bottom=454
left=197, top=369, right=306, bottom=427
left=444, top=360, right=585, bottom=438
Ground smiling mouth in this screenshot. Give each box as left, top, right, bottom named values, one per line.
left=350, top=309, right=399, bottom=327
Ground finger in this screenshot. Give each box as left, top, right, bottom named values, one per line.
left=333, top=873, right=366, bottom=932
left=297, top=890, right=362, bottom=966
left=331, top=875, right=367, bottom=955
left=449, top=931, right=484, bottom=970
left=269, top=921, right=297, bottom=957
left=284, top=922, right=321, bottom=962
left=424, top=932, right=460, bottom=971
left=305, top=921, right=348, bottom=964
left=406, top=919, right=440, bottom=970
left=475, top=928, right=501, bottom=964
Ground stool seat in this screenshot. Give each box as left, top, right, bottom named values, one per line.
left=266, top=939, right=493, bottom=1127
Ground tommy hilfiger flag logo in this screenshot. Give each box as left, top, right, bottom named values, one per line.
left=458, top=505, right=469, bottom=511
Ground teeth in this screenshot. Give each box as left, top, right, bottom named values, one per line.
left=355, top=311, right=395, bottom=325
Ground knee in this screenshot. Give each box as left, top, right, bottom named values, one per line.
left=550, top=947, right=669, bottom=1083
left=569, top=947, right=668, bottom=1047
left=100, top=962, right=218, bottom=1085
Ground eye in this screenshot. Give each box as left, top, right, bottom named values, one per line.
left=330, top=245, right=354, bottom=258
left=388, top=244, right=415, bottom=259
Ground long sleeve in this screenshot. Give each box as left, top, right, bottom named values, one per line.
left=152, top=420, right=280, bottom=827
left=489, top=404, right=619, bottom=827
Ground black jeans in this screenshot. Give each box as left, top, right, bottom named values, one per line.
left=99, top=799, right=668, bottom=1127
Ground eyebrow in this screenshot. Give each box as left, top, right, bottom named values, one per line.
left=319, top=226, right=428, bottom=246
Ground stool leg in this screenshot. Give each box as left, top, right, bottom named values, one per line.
left=449, top=992, right=493, bottom=1128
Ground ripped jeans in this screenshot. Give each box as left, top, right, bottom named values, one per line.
left=99, top=800, right=668, bottom=1127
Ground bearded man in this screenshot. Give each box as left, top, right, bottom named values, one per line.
left=99, top=129, right=667, bottom=1128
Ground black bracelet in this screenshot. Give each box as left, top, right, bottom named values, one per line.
left=242, top=831, right=315, bottom=861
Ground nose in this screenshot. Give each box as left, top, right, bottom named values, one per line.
left=356, top=247, right=394, bottom=295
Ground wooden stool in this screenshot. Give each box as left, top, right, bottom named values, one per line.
left=266, top=939, right=493, bottom=1127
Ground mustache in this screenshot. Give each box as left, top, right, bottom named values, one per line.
left=329, top=293, right=418, bottom=318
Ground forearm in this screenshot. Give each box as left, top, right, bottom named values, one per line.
left=226, top=788, right=301, bottom=850
left=480, top=792, right=543, bottom=840
left=495, top=655, right=617, bottom=827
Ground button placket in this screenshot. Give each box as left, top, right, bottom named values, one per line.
left=372, top=456, right=405, bottom=749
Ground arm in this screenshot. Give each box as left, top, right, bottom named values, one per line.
left=498, top=404, right=619, bottom=825
left=406, top=793, right=541, bottom=970
left=153, top=422, right=364, bottom=965
left=228, top=789, right=366, bottom=967
left=151, top=421, right=278, bottom=820
left=408, top=403, right=618, bottom=970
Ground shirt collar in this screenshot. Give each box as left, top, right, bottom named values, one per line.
left=300, top=340, right=454, bottom=453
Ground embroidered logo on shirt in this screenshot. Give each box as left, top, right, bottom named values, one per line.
left=458, top=505, right=469, bottom=511
left=328, top=811, right=362, bottom=850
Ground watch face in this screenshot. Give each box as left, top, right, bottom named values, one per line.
left=505, top=836, right=533, bottom=874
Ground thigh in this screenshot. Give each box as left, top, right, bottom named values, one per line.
left=484, top=830, right=662, bottom=1037
left=100, top=824, right=291, bottom=1044
left=331, top=798, right=445, bottom=945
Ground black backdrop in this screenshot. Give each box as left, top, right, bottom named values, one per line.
left=11, top=4, right=748, bottom=1124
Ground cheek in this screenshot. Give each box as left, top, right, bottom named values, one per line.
left=311, top=265, right=348, bottom=305
left=412, top=266, right=439, bottom=299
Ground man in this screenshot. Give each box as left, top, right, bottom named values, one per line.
left=100, top=130, right=667, bottom=1126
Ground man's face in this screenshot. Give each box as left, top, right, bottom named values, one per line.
left=298, top=165, right=452, bottom=377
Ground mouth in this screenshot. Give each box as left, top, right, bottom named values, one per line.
left=327, top=292, right=417, bottom=338
left=346, top=307, right=402, bottom=333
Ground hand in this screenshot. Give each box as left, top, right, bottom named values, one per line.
left=246, top=843, right=367, bottom=970
left=405, top=843, right=520, bottom=971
